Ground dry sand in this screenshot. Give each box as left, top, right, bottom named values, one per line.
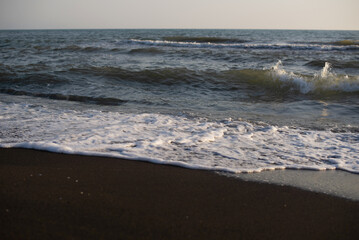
left=1, top=148, right=358, bottom=239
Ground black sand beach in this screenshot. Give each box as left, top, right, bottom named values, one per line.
left=1, top=148, right=359, bottom=239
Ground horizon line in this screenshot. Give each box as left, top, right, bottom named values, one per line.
left=0, top=27, right=358, bottom=31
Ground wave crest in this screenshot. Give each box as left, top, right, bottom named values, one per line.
left=221, top=61, right=359, bottom=97
left=267, top=61, right=359, bottom=94
left=129, top=39, right=359, bottom=51
left=70, top=62, right=359, bottom=96
left=332, top=40, right=359, bottom=46
left=4, top=63, right=358, bottom=103
left=162, top=36, right=246, bottom=43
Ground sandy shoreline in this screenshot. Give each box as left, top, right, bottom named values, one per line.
left=1, top=148, right=359, bottom=239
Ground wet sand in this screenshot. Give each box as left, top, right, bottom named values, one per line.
left=1, top=148, right=358, bottom=239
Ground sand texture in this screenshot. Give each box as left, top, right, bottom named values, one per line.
left=1, top=148, right=359, bottom=239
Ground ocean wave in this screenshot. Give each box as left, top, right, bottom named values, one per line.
left=305, top=60, right=359, bottom=69
left=0, top=88, right=127, bottom=106
left=128, top=47, right=164, bottom=54
left=332, top=40, right=359, bottom=46
left=69, top=63, right=359, bottom=97
left=8, top=43, right=126, bottom=54
left=223, top=61, right=359, bottom=96
left=129, top=39, right=359, bottom=51
left=3, top=63, right=358, bottom=103
left=33, top=45, right=52, bottom=51
left=70, top=66, right=198, bottom=85
left=48, top=45, right=124, bottom=53
left=0, top=73, right=69, bottom=85
left=162, top=36, right=247, bottom=43
left=267, top=61, right=359, bottom=94
left=54, top=45, right=105, bottom=52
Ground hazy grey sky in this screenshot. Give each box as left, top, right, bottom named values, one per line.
left=0, top=0, right=358, bottom=30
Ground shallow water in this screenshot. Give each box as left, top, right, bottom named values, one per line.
left=228, top=170, right=359, bottom=201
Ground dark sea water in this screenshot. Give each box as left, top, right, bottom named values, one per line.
left=1, top=29, right=359, bottom=173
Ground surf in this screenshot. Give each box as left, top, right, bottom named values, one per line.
left=128, top=39, right=359, bottom=51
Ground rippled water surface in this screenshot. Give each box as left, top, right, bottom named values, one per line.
left=1, top=29, right=359, bottom=173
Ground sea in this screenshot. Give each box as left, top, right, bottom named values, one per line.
left=1, top=29, right=359, bottom=196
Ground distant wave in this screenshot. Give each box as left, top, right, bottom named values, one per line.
left=332, top=40, right=359, bottom=46
left=31, top=45, right=124, bottom=53
left=54, top=45, right=111, bottom=53
left=305, top=60, right=359, bottom=69
left=162, top=36, right=247, bottom=43
left=20, top=39, right=359, bottom=55
left=129, top=39, right=359, bottom=51
left=128, top=47, right=164, bottom=54
left=70, top=66, right=197, bottom=85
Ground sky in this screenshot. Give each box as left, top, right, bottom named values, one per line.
left=0, top=0, right=358, bottom=30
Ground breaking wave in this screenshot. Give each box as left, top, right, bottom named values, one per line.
left=2, top=62, right=358, bottom=104
left=332, top=40, right=359, bottom=46
left=70, top=63, right=359, bottom=96
left=263, top=61, right=359, bottom=94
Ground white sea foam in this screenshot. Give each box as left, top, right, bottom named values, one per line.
left=268, top=61, right=359, bottom=94
left=129, top=39, right=359, bottom=51
left=1, top=101, right=359, bottom=174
